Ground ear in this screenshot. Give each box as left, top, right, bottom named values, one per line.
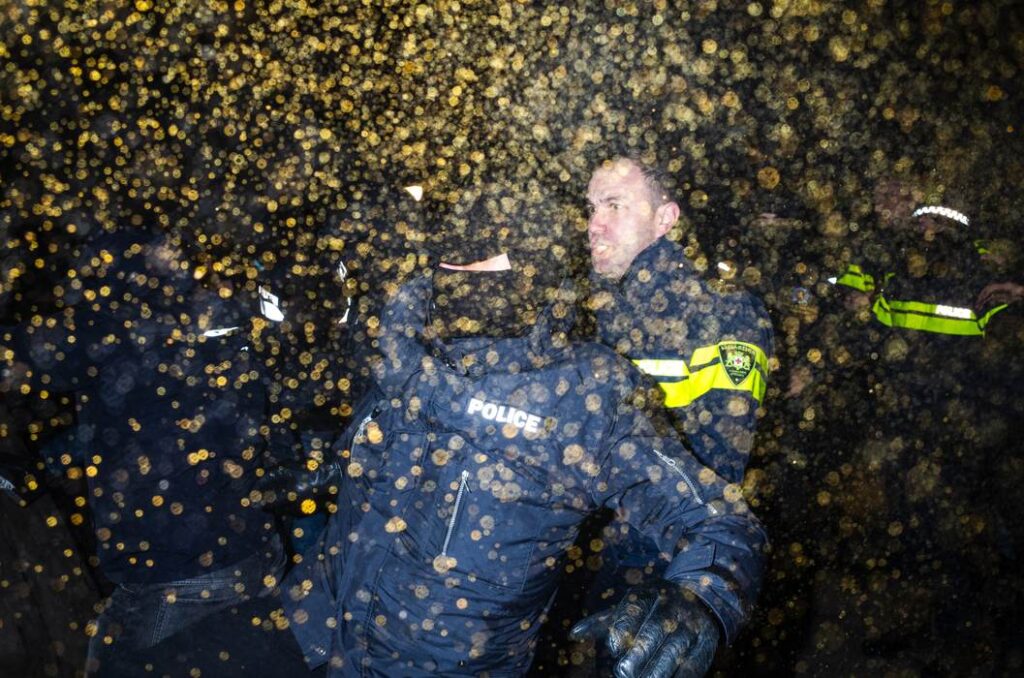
left=654, top=202, right=680, bottom=237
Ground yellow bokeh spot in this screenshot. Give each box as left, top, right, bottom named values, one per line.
left=562, top=444, right=584, bottom=465
left=757, top=166, right=780, bottom=190
left=984, top=85, right=1005, bottom=102
left=432, top=554, right=457, bottom=574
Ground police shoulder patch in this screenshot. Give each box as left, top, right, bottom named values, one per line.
left=718, top=342, right=756, bottom=386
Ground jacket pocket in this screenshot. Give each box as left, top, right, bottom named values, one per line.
left=423, top=441, right=546, bottom=593
left=343, top=403, right=391, bottom=487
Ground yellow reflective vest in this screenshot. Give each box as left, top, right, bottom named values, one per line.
left=833, top=238, right=1007, bottom=338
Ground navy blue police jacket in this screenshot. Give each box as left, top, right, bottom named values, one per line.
left=592, top=237, right=774, bottom=484
left=1, top=231, right=280, bottom=584
left=282, top=275, right=767, bottom=676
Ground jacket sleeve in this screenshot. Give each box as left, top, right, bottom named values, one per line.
left=589, top=365, right=768, bottom=645
left=658, top=297, right=773, bottom=484
left=279, top=384, right=387, bottom=668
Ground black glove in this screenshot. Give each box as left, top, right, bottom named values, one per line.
left=256, top=459, right=342, bottom=515
left=570, top=581, right=720, bottom=678
left=1, top=469, right=20, bottom=501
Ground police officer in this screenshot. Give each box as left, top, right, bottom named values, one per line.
left=805, top=197, right=1018, bottom=671
left=827, top=175, right=922, bottom=305
left=820, top=200, right=1011, bottom=396
left=586, top=155, right=774, bottom=484
left=572, top=157, right=774, bottom=633
left=247, top=183, right=768, bottom=678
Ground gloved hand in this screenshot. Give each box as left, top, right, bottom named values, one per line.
left=1, top=469, right=19, bottom=501
left=256, top=459, right=342, bottom=515
left=570, top=581, right=720, bottom=678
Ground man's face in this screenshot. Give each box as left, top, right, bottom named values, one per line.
left=586, top=160, right=672, bottom=280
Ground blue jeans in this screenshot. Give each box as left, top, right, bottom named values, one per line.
left=85, top=540, right=285, bottom=676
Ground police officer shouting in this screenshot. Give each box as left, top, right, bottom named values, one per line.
left=586, top=156, right=774, bottom=484
left=576, top=157, right=773, bottom=642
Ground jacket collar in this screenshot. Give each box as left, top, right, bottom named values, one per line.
left=593, top=236, right=694, bottom=293
left=378, top=274, right=574, bottom=383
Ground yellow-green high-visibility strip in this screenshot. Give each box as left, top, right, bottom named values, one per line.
left=872, top=295, right=1009, bottom=336
left=632, top=341, right=769, bottom=408
left=835, top=264, right=875, bottom=293
left=978, top=303, right=1009, bottom=329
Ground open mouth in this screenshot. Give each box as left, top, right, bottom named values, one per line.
left=591, top=243, right=610, bottom=256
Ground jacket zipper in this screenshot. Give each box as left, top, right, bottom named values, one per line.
left=355, top=413, right=373, bottom=439
left=651, top=449, right=717, bottom=514
left=354, top=405, right=381, bottom=440
left=441, top=470, right=471, bottom=557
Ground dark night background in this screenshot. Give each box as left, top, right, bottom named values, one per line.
left=2, top=1, right=1023, bottom=676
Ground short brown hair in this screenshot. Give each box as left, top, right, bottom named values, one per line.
left=612, top=155, right=673, bottom=207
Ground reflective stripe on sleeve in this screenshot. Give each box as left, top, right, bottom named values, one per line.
left=632, top=341, right=769, bottom=408
left=834, top=264, right=875, bottom=293
left=872, top=295, right=1009, bottom=336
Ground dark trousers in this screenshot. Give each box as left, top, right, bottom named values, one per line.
left=89, top=595, right=325, bottom=677
left=85, top=541, right=286, bottom=676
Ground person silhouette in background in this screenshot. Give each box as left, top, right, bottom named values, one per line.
left=1, top=226, right=286, bottom=676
